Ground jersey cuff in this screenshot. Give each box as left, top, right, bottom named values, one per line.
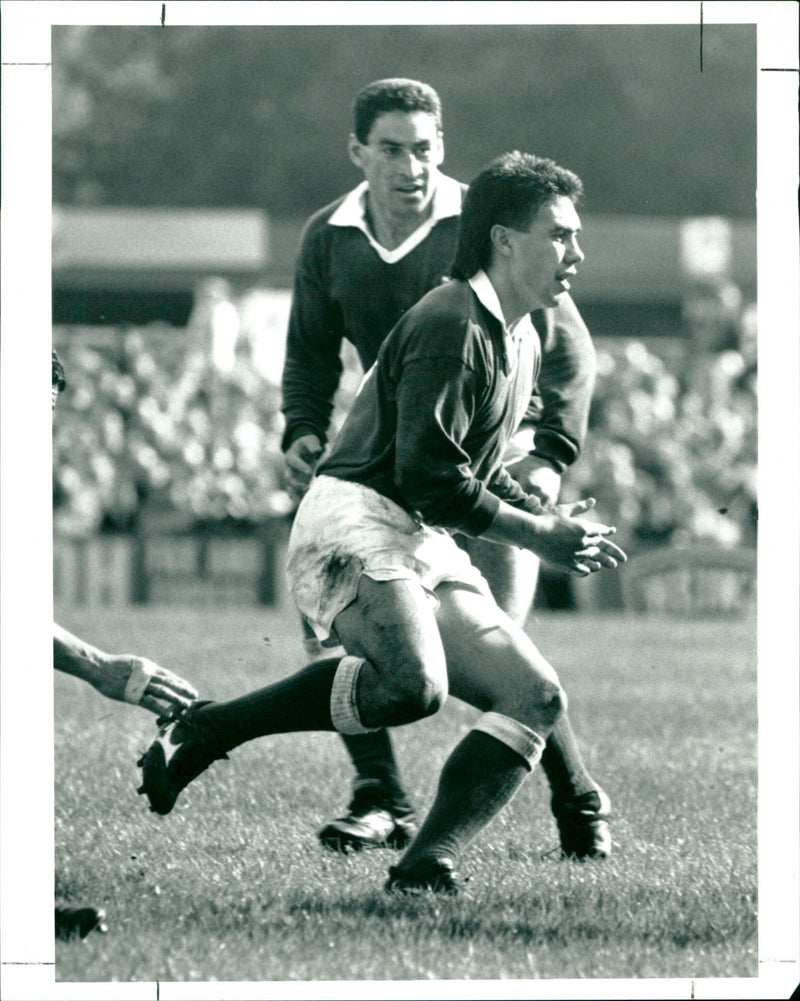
left=530, top=428, right=580, bottom=473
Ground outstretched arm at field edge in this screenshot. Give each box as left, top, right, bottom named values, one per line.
left=54, top=623, right=198, bottom=715
left=479, top=497, right=627, bottom=577
left=528, top=293, right=597, bottom=471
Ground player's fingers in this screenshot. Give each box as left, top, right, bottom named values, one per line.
left=287, top=467, right=312, bottom=493
left=154, top=671, right=198, bottom=699
left=598, top=538, right=627, bottom=561
left=146, top=682, right=194, bottom=710
left=561, top=497, right=595, bottom=517
left=285, top=452, right=314, bottom=476
left=580, top=542, right=626, bottom=567
left=287, top=473, right=310, bottom=495
left=579, top=523, right=617, bottom=541
left=138, top=695, right=166, bottom=715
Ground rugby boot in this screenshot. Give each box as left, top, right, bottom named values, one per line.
left=137, top=700, right=228, bottom=815
left=552, top=788, right=613, bottom=860
left=55, top=904, right=107, bottom=940
left=318, top=780, right=418, bottom=853
left=384, top=857, right=461, bottom=896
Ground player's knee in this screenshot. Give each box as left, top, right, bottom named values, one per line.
left=386, top=671, right=448, bottom=724
left=540, top=683, right=567, bottom=728
left=512, top=678, right=567, bottom=731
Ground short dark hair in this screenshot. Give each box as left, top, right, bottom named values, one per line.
left=451, top=152, right=584, bottom=280
left=52, top=350, right=66, bottom=391
left=352, top=78, right=442, bottom=144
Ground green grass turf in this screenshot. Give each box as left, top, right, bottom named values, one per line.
left=53, top=606, right=757, bottom=982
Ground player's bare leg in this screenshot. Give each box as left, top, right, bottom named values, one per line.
left=138, top=575, right=449, bottom=815
left=386, top=582, right=566, bottom=894
left=460, top=534, right=612, bottom=859
left=324, top=534, right=612, bottom=859
left=303, top=615, right=418, bottom=852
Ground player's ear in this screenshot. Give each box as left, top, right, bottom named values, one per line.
left=348, top=134, right=365, bottom=169
left=434, top=132, right=445, bottom=167
left=489, top=224, right=513, bottom=258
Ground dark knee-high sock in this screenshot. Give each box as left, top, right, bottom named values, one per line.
left=540, top=713, right=598, bottom=807
left=340, top=730, right=415, bottom=817
left=396, top=713, right=545, bottom=871
left=196, top=657, right=342, bottom=752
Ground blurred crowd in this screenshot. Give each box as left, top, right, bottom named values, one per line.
left=53, top=287, right=293, bottom=536
left=53, top=283, right=757, bottom=554
left=566, top=323, right=757, bottom=551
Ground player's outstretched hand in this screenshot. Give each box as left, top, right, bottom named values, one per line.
left=284, top=434, right=324, bottom=502
left=100, top=656, right=199, bottom=715
left=520, top=494, right=597, bottom=518
left=55, top=624, right=200, bottom=715
left=530, top=499, right=628, bottom=577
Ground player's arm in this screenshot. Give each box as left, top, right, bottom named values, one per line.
left=391, top=332, right=623, bottom=575
left=480, top=497, right=626, bottom=576
left=53, top=623, right=198, bottom=716
left=392, top=359, right=624, bottom=576
left=513, top=294, right=597, bottom=500
left=393, top=355, right=500, bottom=532
left=483, top=452, right=624, bottom=575
left=281, top=222, right=345, bottom=497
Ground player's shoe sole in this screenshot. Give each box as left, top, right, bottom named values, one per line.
left=384, top=857, right=461, bottom=896
left=137, top=701, right=228, bottom=815
left=553, top=789, right=613, bottom=860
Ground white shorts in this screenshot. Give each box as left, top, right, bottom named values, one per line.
left=286, top=475, right=491, bottom=644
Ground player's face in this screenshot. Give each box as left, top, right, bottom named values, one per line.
left=505, top=195, right=584, bottom=311
left=349, top=111, right=444, bottom=220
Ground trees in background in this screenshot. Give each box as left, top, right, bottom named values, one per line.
left=53, top=24, right=756, bottom=218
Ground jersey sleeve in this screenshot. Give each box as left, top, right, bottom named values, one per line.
left=280, top=221, right=345, bottom=452
left=486, top=464, right=529, bottom=507
left=527, top=293, right=597, bottom=472
left=393, top=356, right=500, bottom=536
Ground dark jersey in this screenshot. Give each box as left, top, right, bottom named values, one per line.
left=319, top=278, right=540, bottom=538
left=281, top=176, right=595, bottom=472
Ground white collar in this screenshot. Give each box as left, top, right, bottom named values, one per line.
left=468, top=270, right=505, bottom=326
left=328, top=173, right=463, bottom=264
left=468, top=270, right=534, bottom=341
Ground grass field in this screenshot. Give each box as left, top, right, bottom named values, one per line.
left=52, top=605, right=757, bottom=984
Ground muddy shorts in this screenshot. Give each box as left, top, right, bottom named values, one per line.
left=286, top=475, right=491, bottom=645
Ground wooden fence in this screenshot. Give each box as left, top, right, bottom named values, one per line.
left=53, top=522, right=291, bottom=609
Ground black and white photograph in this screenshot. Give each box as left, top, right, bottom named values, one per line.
left=1, top=2, right=798, bottom=998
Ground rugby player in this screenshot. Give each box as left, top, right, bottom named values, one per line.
left=136, top=152, right=626, bottom=895
left=281, top=79, right=609, bottom=859
left=52, top=350, right=198, bottom=938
